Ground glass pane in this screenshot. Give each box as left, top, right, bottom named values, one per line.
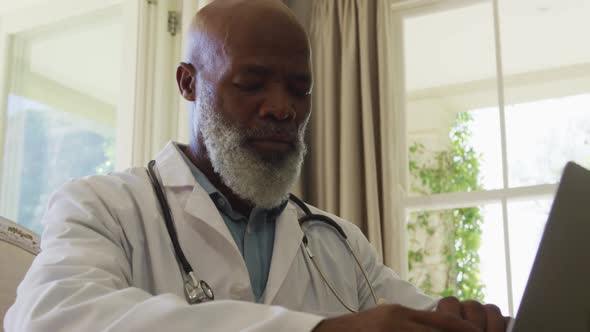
left=505, top=96, right=590, bottom=187
left=407, top=204, right=510, bottom=314
left=1, top=10, right=122, bottom=234
left=507, top=198, right=552, bottom=314
left=477, top=204, right=509, bottom=314
left=499, top=0, right=590, bottom=187
left=403, top=1, right=503, bottom=196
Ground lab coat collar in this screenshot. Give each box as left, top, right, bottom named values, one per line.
left=153, top=141, right=196, bottom=188
left=154, top=141, right=242, bottom=261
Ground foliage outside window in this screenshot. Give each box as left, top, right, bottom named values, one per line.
left=13, top=106, right=114, bottom=234
left=407, top=112, right=485, bottom=301
left=95, top=138, right=115, bottom=175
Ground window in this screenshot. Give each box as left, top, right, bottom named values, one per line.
left=2, top=96, right=116, bottom=234
left=393, top=0, right=590, bottom=316
left=0, top=8, right=123, bottom=234
left=0, top=0, right=184, bottom=234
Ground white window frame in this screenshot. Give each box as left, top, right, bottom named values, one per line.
left=389, top=0, right=562, bottom=316
left=131, top=0, right=183, bottom=166
left=0, top=0, right=183, bottom=222
left=0, top=0, right=140, bottom=175
left=0, top=0, right=137, bottom=221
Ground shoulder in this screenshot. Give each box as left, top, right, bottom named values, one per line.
left=45, top=168, right=154, bottom=222
left=55, top=167, right=150, bottom=197
left=41, top=168, right=158, bottom=242
left=299, top=202, right=367, bottom=242
left=293, top=201, right=385, bottom=269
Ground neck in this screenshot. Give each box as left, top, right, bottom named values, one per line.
left=184, top=143, right=253, bottom=217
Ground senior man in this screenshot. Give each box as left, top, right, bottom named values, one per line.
left=5, top=0, right=508, bottom=331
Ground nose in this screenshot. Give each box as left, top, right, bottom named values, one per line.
left=259, top=84, right=296, bottom=121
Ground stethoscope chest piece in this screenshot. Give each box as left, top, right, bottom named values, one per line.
left=185, top=272, right=214, bottom=304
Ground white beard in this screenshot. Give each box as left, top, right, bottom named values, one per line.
left=193, top=85, right=308, bottom=209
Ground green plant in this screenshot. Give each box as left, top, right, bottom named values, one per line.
left=408, top=112, right=484, bottom=301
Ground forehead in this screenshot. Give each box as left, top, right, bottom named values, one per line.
left=221, top=14, right=311, bottom=72
left=227, top=54, right=311, bottom=78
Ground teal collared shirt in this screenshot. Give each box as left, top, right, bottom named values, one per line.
left=179, top=148, right=285, bottom=302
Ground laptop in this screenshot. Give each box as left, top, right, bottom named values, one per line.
left=509, top=162, right=590, bottom=332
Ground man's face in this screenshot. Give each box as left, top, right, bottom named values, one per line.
left=189, top=17, right=312, bottom=208
left=207, top=23, right=312, bottom=163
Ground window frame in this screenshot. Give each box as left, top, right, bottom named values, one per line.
left=390, top=0, right=567, bottom=316
left=0, top=0, right=183, bottom=224
left=0, top=0, right=139, bottom=173
left=0, top=0, right=138, bottom=223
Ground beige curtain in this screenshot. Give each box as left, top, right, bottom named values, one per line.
left=303, top=0, right=406, bottom=274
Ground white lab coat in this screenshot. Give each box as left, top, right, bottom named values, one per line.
left=5, top=142, right=435, bottom=332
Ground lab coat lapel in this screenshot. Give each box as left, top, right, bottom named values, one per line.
left=263, top=202, right=304, bottom=304
left=182, top=188, right=240, bottom=256
left=153, top=142, right=241, bottom=259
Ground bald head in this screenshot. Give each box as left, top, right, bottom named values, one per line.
left=184, top=0, right=309, bottom=71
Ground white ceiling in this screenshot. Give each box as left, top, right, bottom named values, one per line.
left=404, top=0, right=590, bottom=92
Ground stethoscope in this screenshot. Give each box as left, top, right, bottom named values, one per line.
left=146, top=160, right=379, bottom=312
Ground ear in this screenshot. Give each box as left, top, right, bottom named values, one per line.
left=176, top=62, right=197, bottom=101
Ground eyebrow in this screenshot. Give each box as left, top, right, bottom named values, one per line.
left=237, top=65, right=312, bottom=83
left=238, top=65, right=272, bottom=76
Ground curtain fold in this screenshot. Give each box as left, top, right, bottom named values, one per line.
left=305, top=0, right=406, bottom=274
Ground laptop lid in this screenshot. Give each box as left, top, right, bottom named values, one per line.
left=511, top=162, right=590, bottom=332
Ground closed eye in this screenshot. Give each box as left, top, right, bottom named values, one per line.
left=234, top=82, right=264, bottom=93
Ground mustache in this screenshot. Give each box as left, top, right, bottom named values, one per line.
left=243, top=124, right=304, bottom=142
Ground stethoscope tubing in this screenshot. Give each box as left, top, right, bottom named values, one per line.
left=147, top=160, right=194, bottom=277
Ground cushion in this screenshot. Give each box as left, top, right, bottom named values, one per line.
left=0, top=217, right=40, bottom=328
